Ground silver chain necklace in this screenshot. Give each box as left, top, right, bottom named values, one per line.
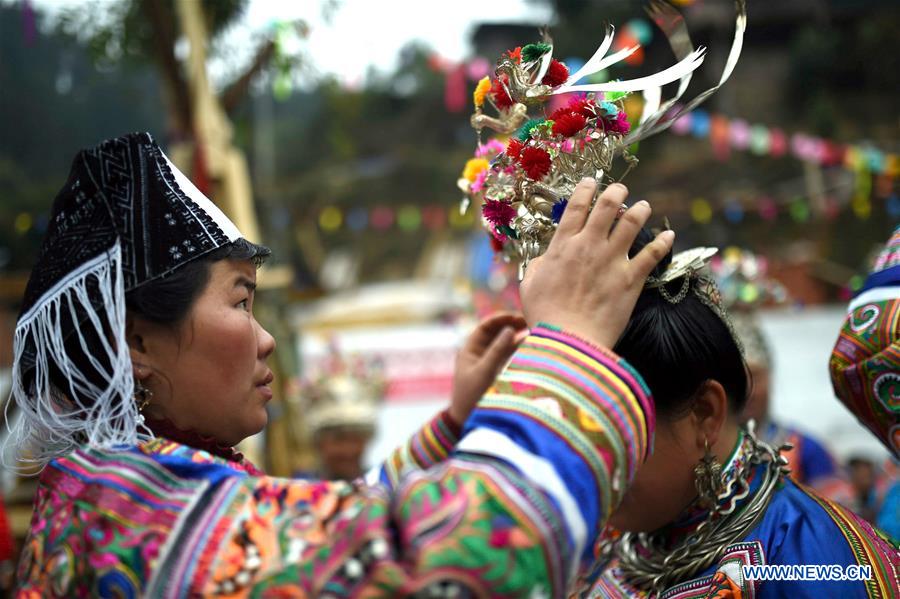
left=597, top=427, right=790, bottom=596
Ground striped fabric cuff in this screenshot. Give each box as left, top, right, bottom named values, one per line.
left=369, top=409, right=462, bottom=489
left=456, top=324, right=654, bottom=561
left=517, top=324, right=654, bottom=468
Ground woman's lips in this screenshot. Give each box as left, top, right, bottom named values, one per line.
left=256, top=371, right=274, bottom=400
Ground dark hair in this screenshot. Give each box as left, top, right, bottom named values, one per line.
left=126, top=238, right=270, bottom=326
left=613, top=229, right=748, bottom=421
left=42, top=238, right=270, bottom=398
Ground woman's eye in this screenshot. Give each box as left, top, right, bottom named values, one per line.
left=237, top=298, right=250, bottom=311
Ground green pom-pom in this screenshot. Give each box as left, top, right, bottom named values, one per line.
left=516, top=118, right=545, bottom=141
left=604, top=91, right=630, bottom=102
left=521, top=43, right=551, bottom=63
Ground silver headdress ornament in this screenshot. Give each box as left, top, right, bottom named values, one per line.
left=646, top=247, right=719, bottom=297
left=645, top=246, right=744, bottom=354
left=460, top=1, right=747, bottom=274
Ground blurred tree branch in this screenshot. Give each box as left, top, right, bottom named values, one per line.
left=221, top=39, right=277, bottom=114
left=140, top=0, right=192, bottom=133
left=53, top=0, right=302, bottom=138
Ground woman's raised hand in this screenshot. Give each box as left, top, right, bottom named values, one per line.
left=519, top=178, right=675, bottom=349
left=449, top=312, right=529, bottom=426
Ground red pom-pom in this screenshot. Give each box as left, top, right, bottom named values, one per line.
left=482, top=199, right=517, bottom=227
left=613, top=111, right=631, bottom=134
left=568, top=97, right=596, bottom=118
left=550, top=98, right=595, bottom=123
left=491, top=77, right=514, bottom=110
left=551, top=112, right=587, bottom=138
left=541, top=59, right=569, bottom=87
left=518, top=146, right=552, bottom=180
left=549, top=106, right=570, bottom=122
left=506, top=138, right=524, bottom=160
left=507, top=47, right=522, bottom=64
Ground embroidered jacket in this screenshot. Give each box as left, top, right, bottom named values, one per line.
left=16, top=325, right=653, bottom=597
left=585, top=432, right=900, bottom=599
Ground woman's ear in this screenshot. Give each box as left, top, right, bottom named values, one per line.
left=689, top=380, right=729, bottom=450
left=126, top=313, right=151, bottom=381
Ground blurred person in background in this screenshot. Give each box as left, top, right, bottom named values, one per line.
left=299, top=347, right=384, bottom=481
left=734, top=313, right=852, bottom=502
left=10, top=138, right=670, bottom=598
left=877, top=458, right=900, bottom=540
left=309, top=425, right=373, bottom=481
left=846, top=456, right=881, bottom=523
left=831, top=225, right=900, bottom=543
left=711, top=250, right=851, bottom=501
left=301, top=313, right=528, bottom=481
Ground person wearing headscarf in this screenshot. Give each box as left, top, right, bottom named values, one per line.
left=831, top=225, right=900, bottom=541
left=10, top=137, right=670, bottom=598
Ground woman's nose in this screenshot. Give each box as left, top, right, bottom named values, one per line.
left=257, top=321, right=276, bottom=358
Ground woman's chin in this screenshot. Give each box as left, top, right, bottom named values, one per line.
left=224, top=411, right=269, bottom=447
left=246, top=409, right=269, bottom=436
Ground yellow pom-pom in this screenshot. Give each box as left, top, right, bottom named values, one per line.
left=462, top=158, right=489, bottom=182
left=473, top=76, right=491, bottom=108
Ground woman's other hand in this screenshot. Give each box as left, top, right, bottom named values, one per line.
left=449, top=312, right=529, bottom=426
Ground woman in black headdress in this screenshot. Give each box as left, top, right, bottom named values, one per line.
left=11, top=139, right=671, bottom=598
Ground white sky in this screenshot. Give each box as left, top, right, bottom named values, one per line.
left=246, top=0, right=553, bottom=81
left=32, top=0, right=555, bottom=85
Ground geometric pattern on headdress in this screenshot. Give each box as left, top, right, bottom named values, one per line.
left=830, top=225, right=900, bottom=457
left=19, top=132, right=239, bottom=317
left=8, top=132, right=243, bottom=467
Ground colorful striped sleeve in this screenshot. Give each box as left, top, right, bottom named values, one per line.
left=450, top=324, right=654, bottom=564
left=366, top=409, right=462, bottom=489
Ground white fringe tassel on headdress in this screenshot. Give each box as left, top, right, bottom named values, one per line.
left=4, top=243, right=149, bottom=470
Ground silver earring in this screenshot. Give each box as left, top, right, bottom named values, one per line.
left=134, top=380, right=152, bottom=424
left=694, top=438, right=724, bottom=510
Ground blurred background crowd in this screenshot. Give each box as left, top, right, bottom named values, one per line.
left=0, top=0, right=897, bottom=586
